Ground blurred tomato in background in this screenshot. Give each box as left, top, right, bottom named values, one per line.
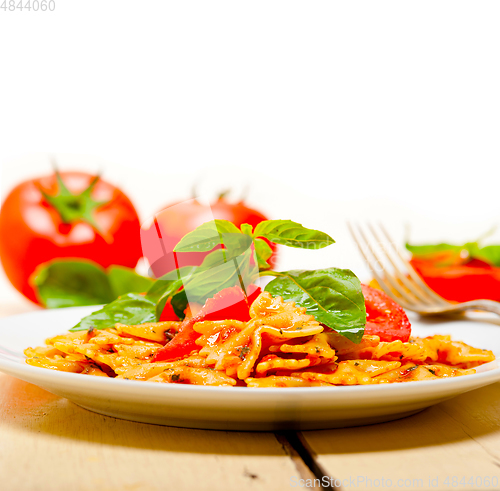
left=0, top=171, right=142, bottom=304
left=142, top=194, right=276, bottom=278
left=410, top=254, right=500, bottom=303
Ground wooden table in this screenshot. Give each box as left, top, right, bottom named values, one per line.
left=1, top=306, right=500, bottom=491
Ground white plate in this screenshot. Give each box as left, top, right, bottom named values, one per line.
left=1, top=306, right=500, bottom=431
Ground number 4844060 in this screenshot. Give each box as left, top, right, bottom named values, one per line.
left=1, top=0, right=55, bottom=11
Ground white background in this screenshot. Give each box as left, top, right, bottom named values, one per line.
left=1, top=1, right=499, bottom=312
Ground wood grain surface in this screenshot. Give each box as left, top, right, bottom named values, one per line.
left=300, top=382, right=500, bottom=491
left=0, top=373, right=311, bottom=491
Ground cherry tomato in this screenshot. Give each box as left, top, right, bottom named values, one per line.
left=0, top=171, right=142, bottom=304
left=141, top=196, right=276, bottom=277
left=410, top=256, right=500, bottom=303
left=362, top=284, right=411, bottom=342
left=154, top=285, right=261, bottom=362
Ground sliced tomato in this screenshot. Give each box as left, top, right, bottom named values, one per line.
left=153, top=285, right=261, bottom=362
left=362, top=284, right=411, bottom=342
left=158, top=299, right=180, bottom=322
left=200, top=284, right=261, bottom=322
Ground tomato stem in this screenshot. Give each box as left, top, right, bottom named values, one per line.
left=217, top=189, right=231, bottom=200
left=38, top=172, right=108, bottom=232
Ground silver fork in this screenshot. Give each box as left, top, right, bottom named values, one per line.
left=348, top=222, right=500, bottom=316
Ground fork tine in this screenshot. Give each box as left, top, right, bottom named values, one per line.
left=367, top=223, right=440, bottom=306
left=352, top=223, right=423, bottom=306
left=377, top=223, right=449, bottom=306
left=347, top=223, right=418, bottom=311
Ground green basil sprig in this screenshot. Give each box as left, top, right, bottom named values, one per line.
left=174, top=218, right=334, bottom=271
left=168, top=245, right=259, bottom=320
left=68, top=218, right=369, bottom=343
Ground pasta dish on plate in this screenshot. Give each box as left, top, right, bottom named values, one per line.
left=24, top=218, right=496, bottom=387
left=25, top=290, right=495, bottom=387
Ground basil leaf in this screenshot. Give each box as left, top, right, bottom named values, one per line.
left=146, top=267, right=199, bottom=319
left=240, top=223, right=253, bottom=236
left=174, top=220, right=241, bottom=252
left=146, top=266, right=197, bottom=301
left=69, top=293, right=157, bottom=331
left=169, top=246, right=257, bottom=313
left=107, top=265, right=154, bottom=298
left=153, top=243, right=259, bottom=320
left=263, top=268, right=366, bottom=343
left=221, top=233, right=253, bottom=258
left=146, top=279, right=174, bottom=304
left=151, top=242, right=259, bottom=320
left=170, top=265, right=242, bottom=321
left=198, top=237, right=253, bottom=269
left=171, top=289, right=188, bottom=319
left=253, top=220, right=334, bottom=249
left=254, top=238, right=273, bottom=270
left=31, top=260, right=115, bottom=308
left=469, top=244, right=500, bottom=267
left=155, top=279, right=184, bottom=320
left=405, top=242, right=465, bottom=257
left=31, top=259, right=156, bottom=309
left=183, top=249, right=257, bottom=302
left=406, top=240, right=500, bottom=266
left=171, top=250, right=260, bottom=319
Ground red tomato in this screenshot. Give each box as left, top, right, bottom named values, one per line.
left=154, top=285, right=261, bottom=362
left=0, top=171, right=142, bottom=304
left=362, top=284, right=411, bottom=342
left=158, top=298, right=180, bottom=321
left=410, top=256, right=500, bottom=303
left=141, top=197, right=276, bottom=277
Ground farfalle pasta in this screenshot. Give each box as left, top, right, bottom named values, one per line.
left=24, top=292, right=495, bottom=386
